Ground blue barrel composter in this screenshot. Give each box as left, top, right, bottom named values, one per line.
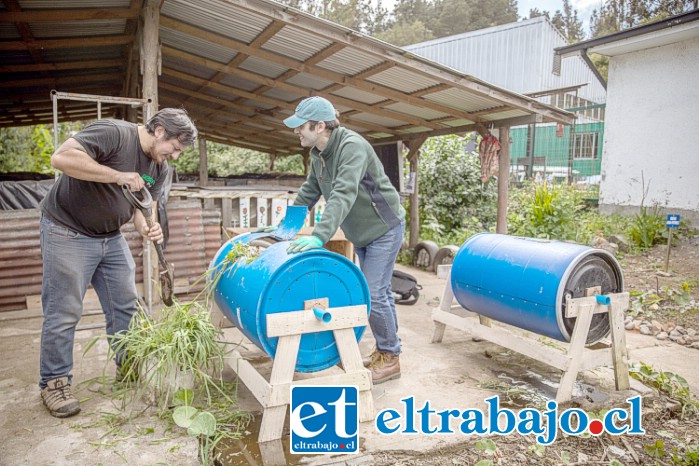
left=210, top=235, right=370, bottom=372
left=451, top=233, right=624, bottom=344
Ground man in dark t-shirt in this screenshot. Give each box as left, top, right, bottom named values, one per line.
left=38, top=108, right=197, bottom=418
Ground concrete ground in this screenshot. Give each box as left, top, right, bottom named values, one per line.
left=1, top=264, right=697, bottom=465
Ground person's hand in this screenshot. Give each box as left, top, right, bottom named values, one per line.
left=287, top=236, right=323, bottom=253
left=116, top=172, right=145, bottom=192
left=141, top=221, right=164, bottom=244
left=253, top=225, right=276, bottom=233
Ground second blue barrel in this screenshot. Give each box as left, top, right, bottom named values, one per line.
left=211, top=235, right=370, bottom=372
left=451, top=233, right=624, bottom=344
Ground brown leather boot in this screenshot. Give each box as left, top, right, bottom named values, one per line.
left=41, top=377, right=81, bottom=418
left=369, top=352, right=400, bottom=384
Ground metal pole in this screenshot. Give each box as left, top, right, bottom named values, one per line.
left=51, top=91, right=59, bottom=179
left=665, top=229, right=673, bottom=272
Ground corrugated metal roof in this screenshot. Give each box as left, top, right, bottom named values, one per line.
left=30, top=20, right=126, bottom=38
left=1, top=0, right=574, bottom=150
left=161, top=27, right=238, bottom=63
left=262, top=26, right=333, bottom=62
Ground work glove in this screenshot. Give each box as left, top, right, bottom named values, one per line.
left=253, top=225, right=276, bottom=233
left=287, top=235, right=323, bottom=253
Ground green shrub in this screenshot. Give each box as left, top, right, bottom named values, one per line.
left=630, top=205, right=664, bottom=250
left=417, top=135, right=498, bottom=239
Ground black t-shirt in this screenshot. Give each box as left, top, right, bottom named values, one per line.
left=40, top=120, right=168, bottom=237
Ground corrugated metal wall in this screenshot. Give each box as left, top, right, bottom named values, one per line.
left=0, top=200, right=222, bottom=313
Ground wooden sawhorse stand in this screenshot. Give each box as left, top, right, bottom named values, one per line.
left=432, top=266, right=631, bottom=403
left=226, top=298, right=374, bottom=443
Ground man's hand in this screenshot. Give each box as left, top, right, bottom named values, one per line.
left=140, top=221, right=164, bottom=244
left=287, top=235, right=323, bottom=253
left=116, top=172, right=145, bottom=192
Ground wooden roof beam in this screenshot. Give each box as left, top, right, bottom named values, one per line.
left=0, top=7, right=141, bottom=22
left=0, top=35, right=134, bottom=51
left=0, top=59, right=124, bottom=74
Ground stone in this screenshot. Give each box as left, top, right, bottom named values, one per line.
left=640, top=325, right=653, bottom=336
left=689, top=342, right=699, bottom=350
left=625, top=321, right=636, bottom=330
left=687, top=328, right=697, bottom=337
left=607, top=235, right=630, bottom=253
left=656, top=332, right=668, bottom=340
left=607, top=445, right=630, bottom=460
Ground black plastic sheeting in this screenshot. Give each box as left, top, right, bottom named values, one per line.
left=0, top=179, right=55, bottom=209
left=0, top=176, right=173, bottom=248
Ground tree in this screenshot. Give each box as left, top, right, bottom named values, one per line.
left=171, top=141, right=304, bottom=177
left=431, top=0, right=518, bottom=38
left=550, top=0, right=585, bottom=43
left=374, top=19, right=435, bottom=46
left=0, top=122, right=84, bottom=174
left=590, top=0, right=695, bottom=38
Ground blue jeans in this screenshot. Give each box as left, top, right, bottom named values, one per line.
left=355, top=220, right=405, bottom=356
left=39, top=216, right=138, bottom=388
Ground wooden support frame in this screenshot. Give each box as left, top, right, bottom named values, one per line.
left=225, top=298, right=374, bottom=442
left=432, top=266, right=630, bottom=403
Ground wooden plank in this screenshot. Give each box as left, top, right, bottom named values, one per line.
left=432, top=309, right=570, bottom=370
left=267, top=371, right=372, bottom=407
left=221, top=198, right=232, bottom=229
left=556, top=303, right=595, bottom=403
left=432, top=269, right=454, bottom=343
left=259, top=333, right=300, bottom=442
left=225, top=349, right=271, bottom=406
left=565, top=295, right=614, bottom=318
left=266, top=305, right=367, bottom=338
left=609, top=293, right=631, bottom=391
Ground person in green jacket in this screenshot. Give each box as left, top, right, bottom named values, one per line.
left=284, top=96, right=406, bottom=384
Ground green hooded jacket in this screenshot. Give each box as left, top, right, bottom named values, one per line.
left=294, top=127, right=405, bottom=247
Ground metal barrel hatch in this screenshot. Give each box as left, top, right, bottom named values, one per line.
left=450, top=233, right=624, bottom=344
left=211, top=235, right=370, bottom=373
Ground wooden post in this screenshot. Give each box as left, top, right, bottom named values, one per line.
left=406, top=136, right=427, bottom=248
left=496, top=126, right=510, bottom=235
left=141, top=0, right=160, bottom=307
left=302, top=150, right=310, bottom=176
left=269, top=153, right=276, bottom=172
left=198, top=137, right=208, bottom=187
left=141, top=0, right=159, bottom=118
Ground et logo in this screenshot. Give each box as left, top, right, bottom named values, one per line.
left=289, top=386, right=358, bottom=454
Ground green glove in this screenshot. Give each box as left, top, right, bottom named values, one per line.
left=253, top=225, right=276, bottom=233
left=287, top=235, right=323, bottom=253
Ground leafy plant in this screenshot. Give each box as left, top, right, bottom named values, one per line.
left=508, top=181, right=582, bottom=240
left=630, top=205, right=664, bottom=249
left=111, top=301, right=226, bottom=408
left=629, top=362, right=699, bottom=418
left=415, top=134, right=498, bottom=240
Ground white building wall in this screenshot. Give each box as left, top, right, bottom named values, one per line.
left=600, top=37, right=699, bottom=220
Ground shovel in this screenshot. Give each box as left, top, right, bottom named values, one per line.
left=121, top=185, right=175, bottom=306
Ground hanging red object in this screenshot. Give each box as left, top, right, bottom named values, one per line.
left=556, top=123, right=564, bottom=138
left=479, top=134, right=501, bottom=182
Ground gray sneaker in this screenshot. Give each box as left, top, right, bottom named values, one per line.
left=41, top=377, right=81, bottom=418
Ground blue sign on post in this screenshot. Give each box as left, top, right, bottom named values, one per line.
left=666, top=214, right=681, bottom=229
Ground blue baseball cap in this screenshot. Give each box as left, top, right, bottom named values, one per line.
left=283, top=96, right=337, bottom=128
